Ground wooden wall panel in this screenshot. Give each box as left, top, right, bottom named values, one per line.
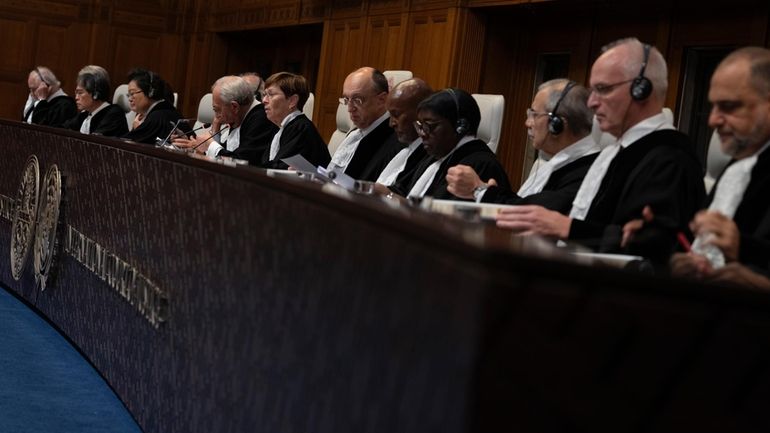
left=404, top=9, right=456, bottom=89
left=0, top=18, right=29, bottom=72
left=363, top=14, right=405, bottom=70
left=315, top=18, right=366, bottom=140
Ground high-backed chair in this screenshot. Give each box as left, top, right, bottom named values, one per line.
left=193, top=93, right=214, bottom=131
left=383, top=70, right=413, bottom=90
left=472, top=94, right=504, bottom=154
left=704, top=131, right=731, bottom=194
left=303, top=92, right=315, bottom=121
left=327, top=103, right=354, bottom=156
left=112, top=83, right=136, bottom=130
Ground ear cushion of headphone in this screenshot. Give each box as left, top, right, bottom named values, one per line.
left=631, top=76, right=653, bottom=101
left=456, top=118, right=469, bottom=136
left=92, top=90, right=100, bottom=100
left=547, top=114, right=564, bottom=135
left=147, top=86, right=156, bottom=99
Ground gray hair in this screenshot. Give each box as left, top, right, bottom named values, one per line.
left=240, top=72, right=265, bottom=96
left=77, top=65, right=111, bottom=101
left=539, top=79, right=592, bottom=135
left=33, top=66, right=61, bottom=88
left=602, top=37, right=668, bottom=100
left=212, top=76, right=254, bottom=107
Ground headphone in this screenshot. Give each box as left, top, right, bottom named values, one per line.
left=547, top=81, right=576, bottom=135
left=631, top=44, right=653, bottom=101
left=81, top=74, right=101, bottom=100
left=446, top=88, right=469, bottom=136
left=35, top=67, right=50, bottom=86
left=147, top=71, right=157, bottom=99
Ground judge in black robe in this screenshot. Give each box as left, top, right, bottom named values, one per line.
left=343, top=118, right=403, bottom=181
left=121, top=69, right=182, bottom=145
left=569, top=128, right=705, bottom=259
left=262, top=112, right=330, bottom=169
left=218, top=103, right=279, bottom=165
left=63, top=65, right=129, bottom=138
left=31, top=94, right=78, bottom=128
left=481, top=152, right=598, bottom=214
left=261, top=72, right=331, bottom=169
left=390, top=88, right=510, bottom=200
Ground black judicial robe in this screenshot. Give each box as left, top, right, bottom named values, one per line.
left=261, top=114, right=331, bottom=169
left=218, top=104, right=278, bottom=165
left=391, top=139, right=511, bottom=200
left=31, top=95, right=78, bottom=129
left=122, top=100, right=181, bottom=145
left=709, top=149, right=770, bottom=274
left=389, top=144, right=428, bottom=188
left=344, top=119, right=402, bottom=181
left=63, top=104, right=129, bottom=138
left=482, top=152, right=598, bottom=215
left=568, top=129, right=705, bottom=261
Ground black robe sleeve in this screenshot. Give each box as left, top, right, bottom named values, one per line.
left=218, top=104, right=278, bottom=165
left=31, top=95, right=78, bottom=128
left=90, top=105, right=129, bottom=137
left=262, top=114, right=331, bottom=169
left=122, top=101, right=181, bottom=145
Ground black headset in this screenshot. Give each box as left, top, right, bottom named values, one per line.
left=547, top=81, right=576, bottom=135
left=631, top=43, right=653, bottom=101
left=446, top=88, right=469, bottom=136
left=147, top=71, right=157, bottom=99
left=35, top=67, right=50, bottom=86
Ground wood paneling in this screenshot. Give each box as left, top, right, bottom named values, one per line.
left=404, top=9, right=456, bottom=88
left=363, top=14, right=405, bottom=70
left=0, top=18, right=29, bottom=72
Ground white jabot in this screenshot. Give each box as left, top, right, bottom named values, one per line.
left=79, top=102, right=109, bottom=134
left=207, top=99, right=260, bottom=158
left=47, top=88, right=67, bottom=101
left=329, top=111, right=390, bottom=171
left=376, top=138, right=422, bottom=186
left=692, top=140, right=770, bottom=266
left=408, top=136, right=476, bottom=199
left=23, top=95, right=35, bottom=123
left=569, top=111, right=675, bottom=220
left=268, top=110, right=302, bottom=161
left=518, top=135, right=600, bottom=197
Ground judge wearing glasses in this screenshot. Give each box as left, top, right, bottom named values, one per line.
left=261, top=72, right=330, bottom=169
left=121, top=68, right=183, bottom=145
left=328, top=67, right=401, bottom=181
left=64, top=65, right=128, bottom=137
left=389, top=88, right=510, bottom=200
left=494, top=38, right=704, bottom=263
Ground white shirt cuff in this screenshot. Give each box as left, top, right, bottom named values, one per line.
left=206, top=141, right=224, bottom=158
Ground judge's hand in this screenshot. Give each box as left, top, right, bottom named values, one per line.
left=446, top=165, right=496, bottom=199
left=173, top=133, right=213, bottom=154
left=34, top=83, right=50, bottom=101
left=708, top=263, right=770, bottom=290
left=669, top=252, right=713, bottom=279
left=621, top=205, right=655, bottom=248
left=496, top=205, right=571, bottom=238
left=132, top=112, right=145, bottom=130
left=210, top=117, right=222, bottom=133
left=690, top=210, right=740, bottom=262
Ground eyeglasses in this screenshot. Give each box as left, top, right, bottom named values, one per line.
left=339, top=96, right=366, bottom=107
left=589, top=79, right=634, bottom=96
left=127, top=89, right=144, bottom=99
left=413, top=120, right=443, bottom=136
left=526, top=108, right=549, bottom=119
left=264, top=90, right=284, bottom=100
left=74, top=89, right=88, bottom=96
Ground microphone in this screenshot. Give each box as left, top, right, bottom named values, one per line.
left=158, top=118, right=196, bottom=147
left=193, top=125, right=230, bottom=153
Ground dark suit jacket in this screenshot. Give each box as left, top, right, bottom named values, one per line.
left=122, top=100, right=181, bottom=145
left=219, top=104, right=279, bottom=165
left=31, top=95, right=78, bottom=128
left=64, top=104, right=129, bottom=138
left=568, top=129, right=705, bottom=261
left=343, top=118, right=401, bottom=181
left=391, top=139, right=510, bottom=200
left=483, top=152, right=598, bottom=215
left=261, top=114, right=331, bottom=169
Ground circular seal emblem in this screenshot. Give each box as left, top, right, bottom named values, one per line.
left=10, top=156, right=40, bottom=281
left=34, top=164, right=62, bottom=290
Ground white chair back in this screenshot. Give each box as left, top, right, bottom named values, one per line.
left=328, top=103, right=354, bottom=156
left=304, top=92, right=315, bottom=121
left=193, top=93, right=215, bottom=130
left=383, top=70, right=413, bottom=90
left=472, top=94, right=504, bottom=154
